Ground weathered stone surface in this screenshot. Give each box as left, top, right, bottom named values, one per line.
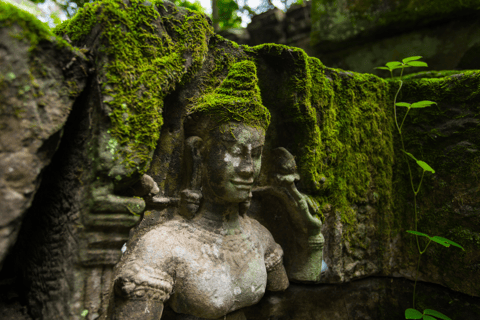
left=309, top=0, right=480, bottom=75
left=246, top=8, right=286, bottom=45
left=391, top=71, right=480, bottom=297
left=227, top=1, right=480, bottom=76
left=310, top=0, right=480, bottom=47
left=0, top=0, right=479, bottom=319
left=316, top=15, right=480, bottom=76
left=244, top=278, right=480, bottom=320
left=221, top=3, right=314, bottom=56
left=0, top=2, right=89, bottom=270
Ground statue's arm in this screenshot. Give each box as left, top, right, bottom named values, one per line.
left=266, top=262, right=289, bottom=291
left=113, top=298, right=164, bottom=320
left=112, top=247, right=174, bottom=319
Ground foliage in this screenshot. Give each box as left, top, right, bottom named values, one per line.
left=173, top=0, right=205, bottom=13
left=30, top=0, right=95, bottom=19
left=31, top=0, right=307, bottom=30
left=405, top=308, right=451, bottom=320
left=29, top=0, right=204, bottom=23
left=238, top=0, right=304, bottom=15
left=376, top=57, right=465, bottom=319
left=217, top=0, right=241, bottom=29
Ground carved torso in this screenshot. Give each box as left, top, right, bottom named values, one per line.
left=114, top=215, right=283, bottom=319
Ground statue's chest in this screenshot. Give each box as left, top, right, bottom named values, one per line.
left=169, top=232, right=268, bottom=318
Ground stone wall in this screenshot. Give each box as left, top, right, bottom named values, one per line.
left=222, top=0, right=480, bottom=76
left=219, top=2, right=315, bottom=57
left=1, top=1, right=479, bottom=319
left=310, top=0, right=480, bottom=76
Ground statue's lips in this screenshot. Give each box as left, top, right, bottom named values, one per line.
left=231, top=180, right=254, bottom=189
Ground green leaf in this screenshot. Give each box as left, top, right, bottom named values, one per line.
left=422, top=316, right=436, bottom=320
left=402, top=56, right=423, bottom=63
left=81, top=310, right=89, bottom=317
left=375, top=66, right=391, bottom=70
left=406, top=308, right=423, bottom=319
left=396, top=102, right=411, bottom=107
left=430, top=236, right=451, bottom=247
left=386, top=61, right=402, bottom=69
left=416, top=160, right=435, bottom=173
left=410, top=101, right=437, bottom=108
left=406, top=61, right=428, bottom=67
left=430, top=236, right=465, bottom=250
left=424, top=309, right=452, bottom=320
left=407, top=230, right=430, bottom=238
left=402, top=150, right=418, bottom=161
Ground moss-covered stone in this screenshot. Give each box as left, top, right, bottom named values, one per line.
left=5, top=0, right=478, bottom=314
left=190, top=60, right=270, bottom=132
left=311, top=0, right=480, bottom=47
left=392, top=71, right=480, bottom=296
left=53, top=0, right=214, bottom=178
left=242, top=43, right=394, bottom=235
left=0, top=1, right=77, bottom=53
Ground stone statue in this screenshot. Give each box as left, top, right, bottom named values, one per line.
left=110, top=61, right=290, bottom=319
left=109, top=60, right=326, bottom=319
left=254, top=147, right=327, bottom=283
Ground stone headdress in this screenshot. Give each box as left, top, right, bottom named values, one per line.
left=181, top=60, right=269, bottom=219
left=188, top=60, right=271, bottom=133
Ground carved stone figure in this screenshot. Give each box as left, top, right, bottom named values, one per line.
left=255, top=147, right=327, bottom=282
left=111, top=61, right=290, bottom=319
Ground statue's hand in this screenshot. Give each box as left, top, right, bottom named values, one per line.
left=87, top=175, right=160, bottom=229
left=130, top=174, right=160, bottom=197
left=270, top=148, right=322, bottom=232
left=273, top=177, right=322, bottom=232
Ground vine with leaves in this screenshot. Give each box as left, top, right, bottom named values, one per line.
left=376, top=57, right=465, bottom=320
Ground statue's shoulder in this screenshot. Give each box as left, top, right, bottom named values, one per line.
left=126, top=217, right=189, bottom=254
left=242, top=215, right=276, bottom=243
left=243, top=214, right=268, bottom=232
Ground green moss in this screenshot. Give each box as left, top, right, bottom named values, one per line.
left=52, top=2, right=98, bottom=43
left=191, top=60, right=270, bottom=132
left=313, top=65, right=394, bottom=231
left=1, top=1, right=54, bottom=52
left=244, top=43, right=394, bottom=231
left=0, top=1, right=75, bottom=52
left=55, top=0, right=213, bottom=175
left=400, top=70, right=474, bottom=81
left=391, top=71, right=480, bottom=294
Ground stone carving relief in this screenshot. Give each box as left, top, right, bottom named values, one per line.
left=4, top=1, right=478, bottom=319
left=108, top=61, right=326, bottom=319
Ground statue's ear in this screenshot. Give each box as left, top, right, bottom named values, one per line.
left=179, top=136, right=203, bottom=219
left=184, top=136, right=203, bottom=190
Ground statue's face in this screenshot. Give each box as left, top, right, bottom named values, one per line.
left=202, top=123, right=265, bottom=203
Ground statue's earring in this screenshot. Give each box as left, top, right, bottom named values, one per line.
left=179, top=136, right=203, bottom=219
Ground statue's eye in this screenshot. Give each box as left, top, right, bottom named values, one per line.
left=230, top=146, right=242, bottom=156
left=252, top=147, right=262, bottom=158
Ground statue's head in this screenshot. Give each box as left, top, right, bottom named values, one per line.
left=201, top=122, right=264, bottom=203
left=182, top=60, right=270, bottom=217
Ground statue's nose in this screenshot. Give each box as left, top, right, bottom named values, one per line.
left=238, top=155, right=254, bottom=177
